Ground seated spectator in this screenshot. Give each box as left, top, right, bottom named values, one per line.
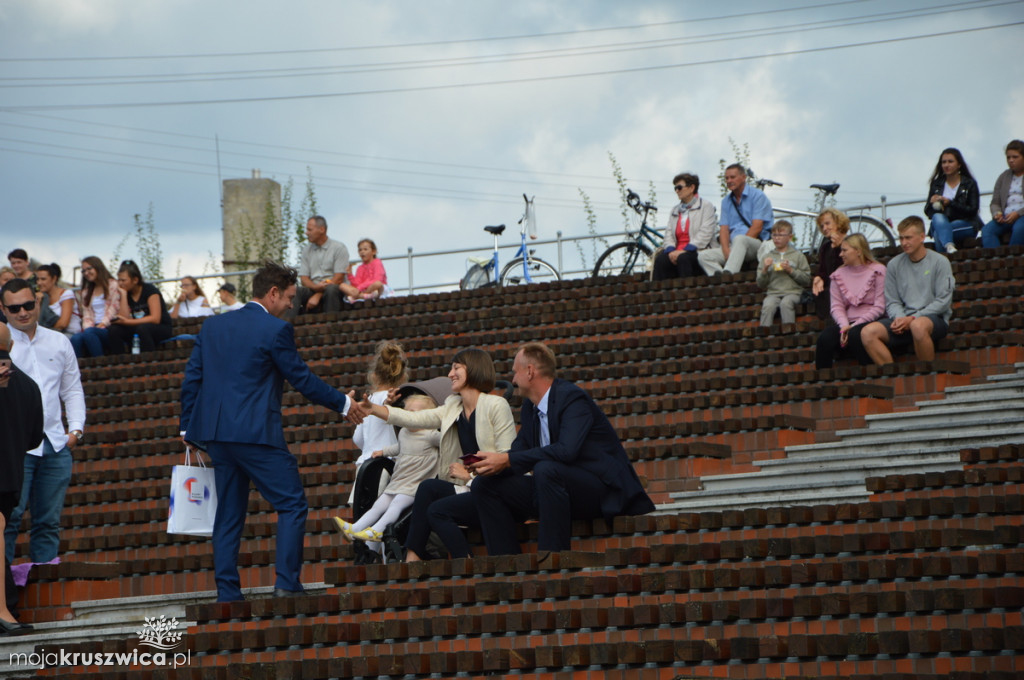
left=815, top=234, right=886, bottom=369
left=35, top=264, right=81, bottom=337
left=70, top=257, right=120, bottom=359
left=756, top=220, right=810, bottom=327
left=289, top=215, right=349, bottom=317
left=652, top=172, right=718, bottom=280
left=469, top=343, right=655, bottom=557
left=810, top=208, right=850, bottom=321
left=861, top=216, right=955, bottom=365
left=924, top=147, right=982, bottom=254
left=981, top=139, right=1024, bottom=248
left=698, top=163, right=774, bottom=275
left=215, top=282, right=244, bottom=313
left=6, top=249, right=35, bottom=290
left=0, top=269, right=14, bottom=323
left=106, top=260, right=172, bottom=353
left=340, top=238, right=388, bottom=302
left=170, top=276, right=215, bottom=319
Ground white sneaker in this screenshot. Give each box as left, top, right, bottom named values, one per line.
left=945, top=243, right=957, bottom=254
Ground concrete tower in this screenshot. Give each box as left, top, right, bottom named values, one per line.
left=221, top=170, right=283, bottom=272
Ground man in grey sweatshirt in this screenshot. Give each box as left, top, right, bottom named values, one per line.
left=861, top=216, right=955, bottom=365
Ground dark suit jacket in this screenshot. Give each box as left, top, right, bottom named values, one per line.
left=509, top=378, right=654, bottom=518
left=179, top=302, right=347, bottom=450
left=0, top=363, right=44, bottom=493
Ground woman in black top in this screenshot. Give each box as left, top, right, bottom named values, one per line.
left=924, top=147, right=982, bottom=254
left=107, top=260, right=172, bottom=353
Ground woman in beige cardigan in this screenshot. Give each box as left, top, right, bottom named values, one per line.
left=359, top=347, right=515, bottom=561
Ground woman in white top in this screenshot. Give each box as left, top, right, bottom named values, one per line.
left=70, top=256, right=121, bottom=358
left=170, top=276, right=214, bottom=319
left=35, top=263, right=81, bottom=337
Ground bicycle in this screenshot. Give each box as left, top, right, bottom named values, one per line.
left=754, top=177, right=896, bottom=251
left=460, top=195, right=561, bottom=290
left=591, top=189, right=661, bottom=277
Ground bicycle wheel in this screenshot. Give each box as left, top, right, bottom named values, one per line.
left=461, top=263, right=495, bottom=290
left=848, top=215, right=895, bottom=250
left=499, top=257, right=560, bottom=286
left=592, top=241, right=653, bottom=278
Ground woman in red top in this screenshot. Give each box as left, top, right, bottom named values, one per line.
left=652, top=173, right=718, bottom=280
left=341, top=238, right=388, bottom=301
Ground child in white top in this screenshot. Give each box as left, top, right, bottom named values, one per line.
left=348, top=341, right=408, bottom=504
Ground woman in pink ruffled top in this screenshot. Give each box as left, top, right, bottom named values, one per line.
left=815, top=233, right=887, bottom=369
left=340, top=238, right=388, bottom=302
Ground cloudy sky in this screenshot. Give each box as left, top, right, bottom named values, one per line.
left=1, top=0, right=1021, bottom=294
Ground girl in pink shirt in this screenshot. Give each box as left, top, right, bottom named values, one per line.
left=341, top=238, right=387, bottom=302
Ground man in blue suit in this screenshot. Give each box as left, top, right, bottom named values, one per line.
left=179, top=262, right=364, bottom=602
left=471, top=342, right=654, bottom=555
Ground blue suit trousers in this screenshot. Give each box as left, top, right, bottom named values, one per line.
left=206, top=442, right=308, bottom=602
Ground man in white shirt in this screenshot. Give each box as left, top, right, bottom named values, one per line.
left=1, top=279, right=85, bottom=567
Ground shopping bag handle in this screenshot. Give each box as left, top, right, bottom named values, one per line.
left=185, top=445, right=208, bottom=469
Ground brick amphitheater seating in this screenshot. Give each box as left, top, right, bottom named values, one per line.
left=7, top=244, right=1024, bottom=678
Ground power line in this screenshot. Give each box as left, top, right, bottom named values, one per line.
left=0, top=0, right=1006, bottom=88
left=1, top=21, right=1017, bottom=112
left=0, top=0, right=876, bottom=63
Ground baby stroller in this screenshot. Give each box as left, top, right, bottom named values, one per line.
left=348, top=376, right=515, bottom=564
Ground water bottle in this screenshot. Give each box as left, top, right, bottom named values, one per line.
left=131, top=334, right=141, bottom=355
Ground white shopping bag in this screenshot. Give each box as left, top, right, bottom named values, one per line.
left=167, top=446, right=217, bottom=537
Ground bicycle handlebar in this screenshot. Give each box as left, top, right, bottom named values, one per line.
left=626, top=189, right=657, bottom=215
left=756, top=178, right=783, bottom=189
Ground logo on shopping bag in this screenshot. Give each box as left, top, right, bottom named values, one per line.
left=183, top=477, right=211, bottom=504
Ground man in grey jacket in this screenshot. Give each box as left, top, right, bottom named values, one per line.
left=861, top=216, right=955, bottom=365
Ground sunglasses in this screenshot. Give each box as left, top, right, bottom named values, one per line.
left=4, top=300, right=36, bottom=314
left=673, top=184, right=685, bottom=191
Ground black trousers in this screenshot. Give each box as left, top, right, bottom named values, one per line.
left=1, top=490, right=20, bottom=614
left=106, top=323, right=172, bottom=353
left=404, top=479, right=478, bottom=559
left=472, top=462, right=607, bottom=554
left=652, top=249, right=704, bottom=280
left=815, top=321, right=873, bottom=368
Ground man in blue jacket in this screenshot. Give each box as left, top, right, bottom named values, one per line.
left=471, top=342, right=654, bottom=556
left=179, top=261, right=364, bottom=602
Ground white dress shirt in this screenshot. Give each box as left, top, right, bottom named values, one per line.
left=9, top=325, right=86, bottom=456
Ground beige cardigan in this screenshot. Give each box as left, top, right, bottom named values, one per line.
left=385, top=392, right=515, bottom=486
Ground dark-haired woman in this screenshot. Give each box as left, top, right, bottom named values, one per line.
left=981, top=139, right=1024, bottom=248
left=359, top=348, right=515, bottom=561
left=35, top=264, right=81, bottom=337
left=924, top=147, right=982, bottom=254
left=107, top=260, right=172, bottom=353
left=70, top=257, right=121, bottom=358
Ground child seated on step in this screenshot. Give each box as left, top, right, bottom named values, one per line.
left=333, top=394, right=440, bottom=557
left=756, top=220, right=811, bottom=327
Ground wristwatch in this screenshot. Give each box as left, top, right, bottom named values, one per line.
left=70, top=429, right=85, bottom=443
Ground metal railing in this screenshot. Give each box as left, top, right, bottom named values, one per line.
left=88, top=191, right=996, bottom=300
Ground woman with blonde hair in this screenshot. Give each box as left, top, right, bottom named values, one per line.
left=815, top=233, right=886, bottom=369
left=810, top=208, right=851, bottom=321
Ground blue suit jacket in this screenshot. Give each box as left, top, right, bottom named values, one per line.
left=179, top=302, right=347, bottom=450
left=509, top=378, right=654, bottom=518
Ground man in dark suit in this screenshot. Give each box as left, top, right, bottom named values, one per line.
left=179, top=262, right=364, bottom=602
left=471, top=342, right=654, bottom=556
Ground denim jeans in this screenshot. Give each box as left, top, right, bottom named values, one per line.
left=4, top=439, right=73, bottom=564
left=70, top=327, right=109, bottom=358
left=981, top=216, right=1024, bottom=247
left=929, top=213, right=976, bottom=250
